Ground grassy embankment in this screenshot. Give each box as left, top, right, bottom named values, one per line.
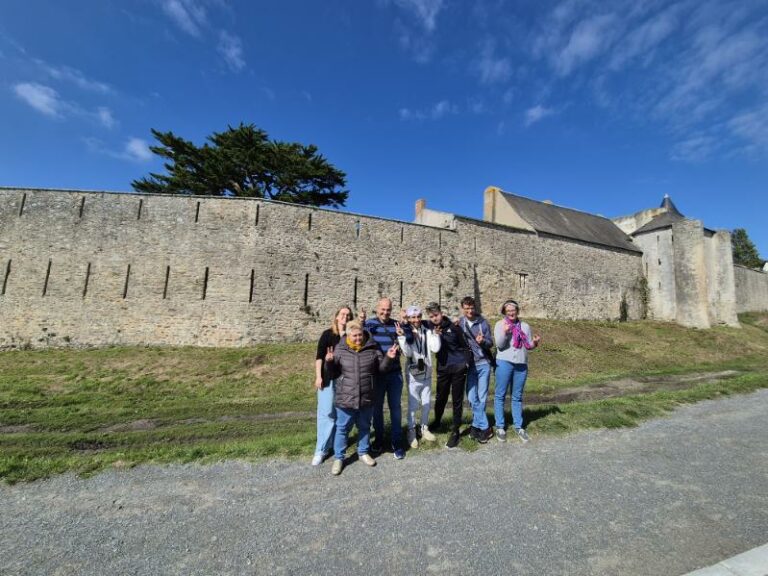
left=1, top=313, right=767, bottom=483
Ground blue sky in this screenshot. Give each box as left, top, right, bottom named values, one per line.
left=1, top=0, right=766, bottom=256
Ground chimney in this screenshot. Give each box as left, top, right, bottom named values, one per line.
left=415, top=199, right=426, bottom=223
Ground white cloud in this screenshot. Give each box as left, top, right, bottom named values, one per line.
left=728, top=105, right=768, bottom=155
left=13, top=83, right=62, bottom=117
left=525, top=104, right=555, bottom=126
left=39, top=61, right=112, bottom=94
left=124, top=138, right=154, bottom=162
left=162, top=0, right=207, bottom=37
left=477, top=42, right=512, bottom=84
left=393, top=0, right=444, bottom=32
left=218, top=30, right=245, bottom=71
left=670, top=134, right=718, bottom=163
left=554, top=13, right=618, bottom=76
left=400, top=99, right=458, bottom=121
left=96, top=107, right=116, bottom=129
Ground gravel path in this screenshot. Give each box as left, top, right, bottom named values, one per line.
left=2, top=390, right=767, bottom=576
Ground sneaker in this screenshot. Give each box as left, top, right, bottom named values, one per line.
left=421, top=425, right=436, bottom=442
left=370, top=440, right=383, bottom=455
left=408, top=429, right=418, bottom=449
left=474, top=427, right=489, bottom=444
left=496, top=428, right=507, bottom=442
left=360, top=454, right=377, bottom=467
left=393, top=448, right=406, bottom=460
left=515, top=428, right=530, bottom=443
left=446, top=430, right=460, bottom=449
left=331, top=459, right=343, bottom=476
left=311, top=453, right=324, bottom=466
left=483, top=427, right=495, bottom=442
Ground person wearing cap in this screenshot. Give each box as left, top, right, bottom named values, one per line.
left=398, top=305, right=441, bottom=448
left=493, top=299, right=541, bottom=443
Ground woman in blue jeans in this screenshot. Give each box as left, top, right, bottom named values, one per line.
left=312, top=306, right=353, bottom=465
left=493, top=299, right=541, bottom=443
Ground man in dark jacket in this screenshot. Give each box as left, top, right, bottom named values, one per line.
left=425, top=302, right=470, bottom=449
left=324, top=320, right=397, bottom=476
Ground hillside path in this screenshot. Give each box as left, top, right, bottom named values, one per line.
left=1, top=390, right=767, bottom=576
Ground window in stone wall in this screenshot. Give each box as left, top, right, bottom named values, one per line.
left=202, top=267, right=210, bottom=300
left=518, top=273, right=528, bottom=292
left=249, top=269, right=255, bottom=303
left=355, top=220, right=361, bottom=239
left=137, top=199, right=143, bottom=220
left=195, top=201, right=201, bottom=223
left=79, top=196, right=86, bottom=218
left=303, top=273, right=310, bottom=308
left=18, top=192, right=26, bottom=216
left=353, top=277, right=359, bottom=308
left=122, top=264, right=131, bottom=299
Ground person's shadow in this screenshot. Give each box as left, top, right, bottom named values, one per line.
left=524, top=404, right=562, bottom=425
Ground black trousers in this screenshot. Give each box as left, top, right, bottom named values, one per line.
left=433, top=363, right=467, bottom=431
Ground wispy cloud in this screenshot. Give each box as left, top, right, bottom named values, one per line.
left=85, top=137, right=154, bottom=163
left=476, top=42, right=512, bottom=84
left=400, top=99, right=458, bottom=121
left=37, top=61, right=112, bottom=94
left=13, top=83, right=63, bottom=117
left=524, top=104, right=555, bottom=126
left=96, top=107, right=116, bottom=129
left=123, top=138, right=153, bottom=162
left=162, top=0, right=207, bottom=37
left=218, top=31, right=245, bottom=72
left=393, top=0, right=444, bottom=32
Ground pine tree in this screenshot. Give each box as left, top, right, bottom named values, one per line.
left=731, top=228, right=763, bottom=268
left=132, top=124, right=348, bottom=208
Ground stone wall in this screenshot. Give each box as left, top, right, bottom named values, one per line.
left=0, top=188, right=645, bottom=348
left=734, top=265, right=768, bottom=313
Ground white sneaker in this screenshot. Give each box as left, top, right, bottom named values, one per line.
left=331, top=459, right=343, bottom=476
left=408, top=428, right=418, bottom=449
left=515, top=428, right=530, bottom=443
left=360, top=454, right=377, bottom=467
left=311, top=453, right=323, bottom=466
left=421, top=425, right=436, bottom=442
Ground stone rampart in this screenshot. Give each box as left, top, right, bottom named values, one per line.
left=734, top=265, right=768, bottom=313
left=0, top=188, right=645, bottom=348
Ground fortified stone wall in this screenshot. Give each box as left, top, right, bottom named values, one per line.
left=0, top=188, right=645, bottom=348
left=734, top=265, right=768, bottom=313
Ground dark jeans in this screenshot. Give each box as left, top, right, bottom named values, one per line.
left=433, top=363, right=467, bottom=431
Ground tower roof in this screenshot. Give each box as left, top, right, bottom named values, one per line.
left=633, top=195, right=685, bottom=235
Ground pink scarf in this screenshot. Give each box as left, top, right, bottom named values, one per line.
left=505, top=317, right=534, bottom=350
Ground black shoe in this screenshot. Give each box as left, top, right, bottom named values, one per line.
left=446, top=430, right=460, bottom=449
left=474, top=427, right=489, bottom=444
left=370, top=441, right=383, bottom=455
left=483, top=427, right=495, bottom=442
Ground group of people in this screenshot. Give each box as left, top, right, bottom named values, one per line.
left=313, top=296, right=541, bottom=476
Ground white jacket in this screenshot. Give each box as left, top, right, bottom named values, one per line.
left=398, top=325, right=441, bottom=379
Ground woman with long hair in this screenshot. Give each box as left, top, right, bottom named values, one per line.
left=493, top=299, right=541, bottom=443
left=312, top=305, right=353, bottom=466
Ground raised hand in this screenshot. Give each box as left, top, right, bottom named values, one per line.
left=358, top=307, right=367, bottom=323
left=502, top=321, right=512, bottom=334
left=399, top=309, right=408, bottom=323
left=324, top=346, right=334, bottom=362
left=533, top=334, right=542, bottom=346
left=394, top=321, right=405, bottom=337
left=433, top=324, right=443, bottom=336
left=386, top=343, right=399, bottom=358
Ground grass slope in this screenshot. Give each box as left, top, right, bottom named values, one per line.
left=1, top=314, right=767, bottom=482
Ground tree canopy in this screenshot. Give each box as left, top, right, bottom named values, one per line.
left=731, top=228, right=763, bottom=269
left=132, top=124, right=348, bottom=207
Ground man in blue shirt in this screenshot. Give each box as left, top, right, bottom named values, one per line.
left=365, top=297, right=411, bottom=459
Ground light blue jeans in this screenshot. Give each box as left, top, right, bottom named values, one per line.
left=494, top=360, right=528, bottom=430
left=334, top=405, right=373, bottom=461
left=373, top=370, right=404, bottom=449
left=466, top=361, right=491, bottom=430
left=314, top=381, right=336, bottom=457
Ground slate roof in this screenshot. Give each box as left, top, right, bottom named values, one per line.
left=500, top=191, right=641, bottom=253
left=631, top=195, right=685, bottom=235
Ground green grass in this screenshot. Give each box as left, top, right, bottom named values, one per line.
left=1, top=313, right=768, bottom=483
